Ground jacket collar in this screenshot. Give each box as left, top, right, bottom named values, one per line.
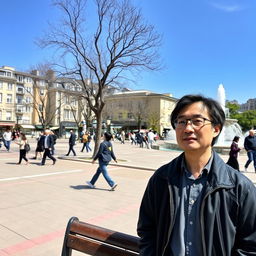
left=164, top=151, right=235, bottom=189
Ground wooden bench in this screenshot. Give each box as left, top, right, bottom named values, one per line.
left=61, top=216, right=140, bottom=256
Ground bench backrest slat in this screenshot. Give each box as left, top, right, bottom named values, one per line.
left=61, top=217, right=140, bottom=256
left=70, top=220, right=139, bottom=252
left=67, top=234, right=138, bottom=256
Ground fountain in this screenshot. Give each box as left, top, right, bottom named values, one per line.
left=214, top=84, right=244, bottom=154
left=160, top=84, right=245, bottom=154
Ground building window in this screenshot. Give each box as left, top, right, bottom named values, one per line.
left=6, top=94, right=12, bottom=103
left=26, top=77, right=32, bottom=83
left=71, top=110, right=76, bottom=120
left=0, top=110, right=2, bottom=120
left=0, top=93, right=2, bottom=103
left=118, top=113, right=123, bottom=119
left=26, top=87, right=32, bottom=94
left=0, top=82, right=2, bottom=89
left=6, top=111, right=12, bottom=121
left=64, top=96, right=69, bottom=104
left=26, top=97, right=31, bottom=103
left=16, top=95, right=23, bottom=104
left=64, top=109, right=70, bottom=119
left=17, top=76, right=23, bottom=82
left=25, top=106, right=31, bottom=113
left=40, top=89, right=44, bottom=95
left=71, top=98, right=76, bottom=106
left=127, top=113, right=133, bottom=119
left=39, top=80, right=45, bottom=86
left=8, top=83, right=13, bottom=90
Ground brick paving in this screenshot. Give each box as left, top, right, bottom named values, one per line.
left=0, top=138, right=255, bottom=255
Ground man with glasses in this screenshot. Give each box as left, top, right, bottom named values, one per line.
left=137, top=94, right=256, bottom=256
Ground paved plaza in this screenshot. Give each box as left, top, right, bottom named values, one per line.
left=0, top=138, right=255, bottom=255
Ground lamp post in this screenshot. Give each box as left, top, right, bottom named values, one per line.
left=106, top=119, right=111, bottom=133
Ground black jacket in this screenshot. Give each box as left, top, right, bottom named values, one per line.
left=69, top=133, right=76, bottom=145
left=43, top=135, right=54, bottom=149
left=244, top=135, right=256, bottom=151
left=137, top=151, right=256, bottom=256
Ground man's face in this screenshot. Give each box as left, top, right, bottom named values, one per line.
left=175, top=102, right=220, bottom=153
left=249, top=130, right=255, bottom=136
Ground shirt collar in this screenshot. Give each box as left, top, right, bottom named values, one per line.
left=181, top=153, right=213, bottom=178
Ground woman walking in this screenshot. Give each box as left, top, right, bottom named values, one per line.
left=86, top=132, right=118, bottom=190
left=226, top=136, right=241, bottom=171
left=15, top=133, right=29, bottom=165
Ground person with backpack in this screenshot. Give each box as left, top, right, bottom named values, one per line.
left=85, top=132, right=92, bottom=152
left=86, top=132, right=118, bottom=191
left=80, top=132, right=88, bottom=152
left=15, top=133, right=29, bottom=165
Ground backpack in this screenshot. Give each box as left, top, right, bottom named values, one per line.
left=24, top=143, right=30, bottom=152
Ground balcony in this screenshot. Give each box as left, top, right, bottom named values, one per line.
left=16, top=107, right=24, bottom=114
left=16, top=88, right=25, bottom=94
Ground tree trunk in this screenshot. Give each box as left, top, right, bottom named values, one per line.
left=93, top=111, right=103, bottom=158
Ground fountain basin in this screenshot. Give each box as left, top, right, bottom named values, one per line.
left=159, top=141, right=246, bottom=155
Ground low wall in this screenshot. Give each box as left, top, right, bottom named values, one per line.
left=157, top=142, right=246, bottom=155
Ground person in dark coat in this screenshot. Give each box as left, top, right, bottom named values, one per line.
left=137, top=94, right=256, bottom=256
left=244, top=129, right=256, bottom=172
left=32, top=131, right=44, bottom=159
left=86, top=132, right=118, bottom=191
left=226, top=136, right=241, bottom=170
left=40, top=129, right=56, bottom=165
left=65, top=130, right=77, bottom=156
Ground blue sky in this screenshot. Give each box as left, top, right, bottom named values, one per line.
left=1, top=0, right=256, bottom=103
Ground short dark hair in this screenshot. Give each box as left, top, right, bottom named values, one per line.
left=170, top=94, right=225, bottom=146
left=104, top=132, right=113, bottom=141
left=233, top=136, right=240, bottom=142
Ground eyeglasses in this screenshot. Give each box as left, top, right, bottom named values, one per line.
left=174, top=117, right=212, bottom=129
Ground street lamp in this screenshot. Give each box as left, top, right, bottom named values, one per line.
left=106, top=119, right=111, bottom=133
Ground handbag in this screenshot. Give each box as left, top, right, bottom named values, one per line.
left=24, top=143, right=31, bottom=152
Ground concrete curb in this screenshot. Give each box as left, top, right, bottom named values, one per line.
left=58, top=156, right=156, bottom=171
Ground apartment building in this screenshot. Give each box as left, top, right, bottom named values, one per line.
left=1, top=65, right=178, bottom=137
left=47, top=78, right=85, bottom=137
left=240, top=98, right=256, bottom=112
left=102, top=90, right=177, bottom=135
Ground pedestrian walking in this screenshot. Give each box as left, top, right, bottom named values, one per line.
left=85, top=133, right=92, bottom=152
left=65, top=130, right=77, bottom=156
left=147, top=130, right=155, bottom=149
left=244, top=129, right=256, bottom=172
left=15, top=133, right=29, bottom=165
left=3, top=129, right=12, bottom=152
left=130, top=132, right=136, bottom=145
left=80, top=132, right=88, bottom=152
left=226, top=136, right=241, bottom=170
left=136, top=132, right=143, bottom=148
left=137, top=94, right=256, bottom=255
left=32, top=131, right=44, bottom=160
left=50, top=130, right=57, bottom=155
left=86, top=132, right=118, bottom=191
left=40, top=129, right=56, bottom=165
left=120, top=130, right=125, bottom=144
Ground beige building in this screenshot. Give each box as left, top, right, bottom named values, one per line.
left=0, top=65, right=178, bottom=137
left=47, top=78, right=85, bottom=136
left=0, top=66, right=35, bottom=134
left=103, top=90, right=177, bottom=135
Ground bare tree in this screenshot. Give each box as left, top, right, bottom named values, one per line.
left=38, top=0, right=161, bottom=154
left=146, top=111, right=162, bottom=133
